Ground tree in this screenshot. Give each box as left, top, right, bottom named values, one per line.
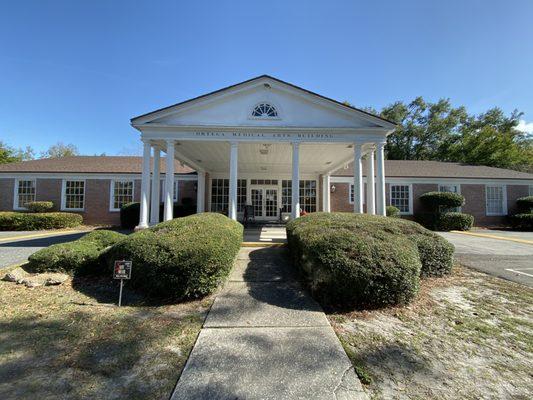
left=375, top=98, right=532, bottom=172
left=41, top=142, right=79, bottom=158
left=0, top=141, right=35, bottom=164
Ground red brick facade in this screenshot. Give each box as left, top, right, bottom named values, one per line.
left=0, top=177, right=197, bottom=226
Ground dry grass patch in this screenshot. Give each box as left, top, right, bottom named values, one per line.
left=0, top=274, right=212, bottom=400
left=329, top=266, right=533, bottom=400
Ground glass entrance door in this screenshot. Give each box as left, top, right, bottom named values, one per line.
left=250, top=187, right=279, bottom=220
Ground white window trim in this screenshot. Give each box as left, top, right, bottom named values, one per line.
left=389, top=183, right=413, bottom=215
left=248, top=101, right=282, bottom=121
left=110, top=179, right=135, bottom=212
left=13, top=178, right=36, bottom=210
left=485, top=184, right=507, bottom=216
left=438, top=183, right=462, bottom=212
left=61, top=179, right=86, bottom=211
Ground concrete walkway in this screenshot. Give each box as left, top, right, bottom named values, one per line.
left=171, top=246, right=367, bottom=400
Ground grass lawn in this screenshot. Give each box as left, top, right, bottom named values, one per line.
left=0, top=273, right=212, bottom=400
left=329, top=265, right=533, bottom=400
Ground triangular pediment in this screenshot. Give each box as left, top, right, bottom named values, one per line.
left=131, top=75, right=395, bottom=130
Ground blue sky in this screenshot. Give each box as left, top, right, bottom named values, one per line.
left=1, top=0, right=532, bottom=156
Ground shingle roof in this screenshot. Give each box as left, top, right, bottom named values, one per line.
left=0, top=156, right=195, bottom=174
left=333, top=160, right=533, bottom=180
left=0, top=157, right=531, bottom=180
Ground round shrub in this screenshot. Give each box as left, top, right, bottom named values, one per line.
left=0, top=212, right=83, bottom=230
left=436, top=212, right=474, bottom=231
left=287, top=213, right=423, bottom=308
left=28, top=230, right=126, bottom=274
left=386, top=206, right=401, bottom=218
left=516, top=196, right=533, bottom=213
left=420, top=191, right=464, bottom=211
left=105, top=213, right=243, bottom=300
left=509, top=213, right=533, bottom=231
left=26, top=201, right=54, bottom=213
left=409, top=234, right=454, bottom=277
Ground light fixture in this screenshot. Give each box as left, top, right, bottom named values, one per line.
left=259, top=149, right=269, bottom=155
left=330, top=185, right=336, bottom=193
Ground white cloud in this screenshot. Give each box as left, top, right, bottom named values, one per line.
left=516, top=119, right=533, bottom=134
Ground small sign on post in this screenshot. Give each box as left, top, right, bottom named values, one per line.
left=113, top=260, right=132, bottom=307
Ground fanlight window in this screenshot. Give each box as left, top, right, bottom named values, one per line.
left=252, top=103, right=278, bottom=118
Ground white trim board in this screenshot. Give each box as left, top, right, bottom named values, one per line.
left=330, top=176, right=533, bottom=186
left=0, top=173, right=197, bottom=181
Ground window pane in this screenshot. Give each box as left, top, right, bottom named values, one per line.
left=486, top=186, right=504, bottom=215
left=113, top=181, right=134, bottom=210
left=17, top=180, right=36, bottom=208
left=65, top=180, right=85, bottom=210
left=390, top=185, right=410, bottom=213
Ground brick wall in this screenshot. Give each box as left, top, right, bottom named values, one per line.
left=36, top=178, right=62, bottom=211
left=0, top=178, right=14, bottom=210
left=84, top=179, right=119, bottom=226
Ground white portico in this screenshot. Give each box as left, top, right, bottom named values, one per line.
left=131, top=75, right=395, bottom=229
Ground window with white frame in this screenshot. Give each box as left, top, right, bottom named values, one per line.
left=63, top=180, right=85, bottom=210
left=111, top=180, right=134, bottom=211
left=485, top=185, right=506, bottom=216
left=251, top=103, right=278, bottom=118
left=15, top=179, right=36, bottom=209
left=281, top=180, right=317, bottom=213
left=210, top=179, right=246, bottom=213
left=390, top=184, right=411, bottom=214
left=438, top=184, right=461, bottom=212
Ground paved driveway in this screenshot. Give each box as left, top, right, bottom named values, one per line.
left=0, top=230, right=89, bottom=270
left=438, top=230, right=533, bottom=288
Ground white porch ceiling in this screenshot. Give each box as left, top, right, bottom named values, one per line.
left=153, top=140, right=372, bottom=175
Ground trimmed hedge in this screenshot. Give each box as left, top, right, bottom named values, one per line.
left=420, top=191, right=464, bottom=211
left=26, top=201, right=54, bottom=213
left=509, top=213, right=533, bottom=231
left=286, top=213, right=454, bottom=308
left=104, top=213, right=243, bottom=300
left=120, top=201, right=197, bottom=229
left=0, top=212, right=83, bottom=230
left=436, top=212, right=474, bottom=231
left=516, top=196, right=533, bottom=213
left=28, top=230, right=126, bottom=274
left=386, top=206, right=401, bottom=218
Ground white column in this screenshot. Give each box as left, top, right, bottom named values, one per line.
left=164, top=140, right=175, bottom=221
left=325, top=174, right=331, bottom=212
left=376, top=142, right=386, bottom=216
left=322, top=174, right=331, bottom=212
left=291, top=142, right=300, bottom=219
left=149, top=146, right=161, bottom=225
left=136, top=140, right=151, bottom=230
left=196, top=171, right=206, bottom=213
left=353, top=144, right=363, bottom=213
left=366, top=149, right=376, bottom=215
left=228, top=142, right=238, bottom=220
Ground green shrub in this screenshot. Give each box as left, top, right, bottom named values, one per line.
left=386, top=206, right=401, bottom=218
left=409, top=234, right=454, bottom=277
left=509, top=213, right=533, bottom=231
left=516, top=196, right=533, bottom=213
left=420, top=191, right=464, bottom=212
left=0, top=212, right=83, bottom=230
left=287, top=213, right=436, bottom=308
left=436, top=212, right=474, bottom=231
left=28, top=230, right=126, bottom=274
left=120, top=201, right=197, bottom=229
left=105, top=213, right=243, bottom=300
left=26, top=201, right=54, bottom=213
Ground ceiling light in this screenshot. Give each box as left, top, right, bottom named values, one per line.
left=259, top=149, right=269, bottom=155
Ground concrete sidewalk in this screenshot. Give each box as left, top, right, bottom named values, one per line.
left=171, top=246, right=367, bottom=400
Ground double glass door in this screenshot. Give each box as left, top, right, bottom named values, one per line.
left=251, top=187, right=278, bottom=220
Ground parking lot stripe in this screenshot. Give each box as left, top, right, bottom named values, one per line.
left=505, top=269, right=533, bottom=278
left=449, top=231, right=533, bottom=245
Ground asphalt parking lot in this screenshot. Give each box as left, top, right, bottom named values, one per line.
left=438, top=230, right=533, bottom=288
left=0, top=230, right=89, bottom=270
